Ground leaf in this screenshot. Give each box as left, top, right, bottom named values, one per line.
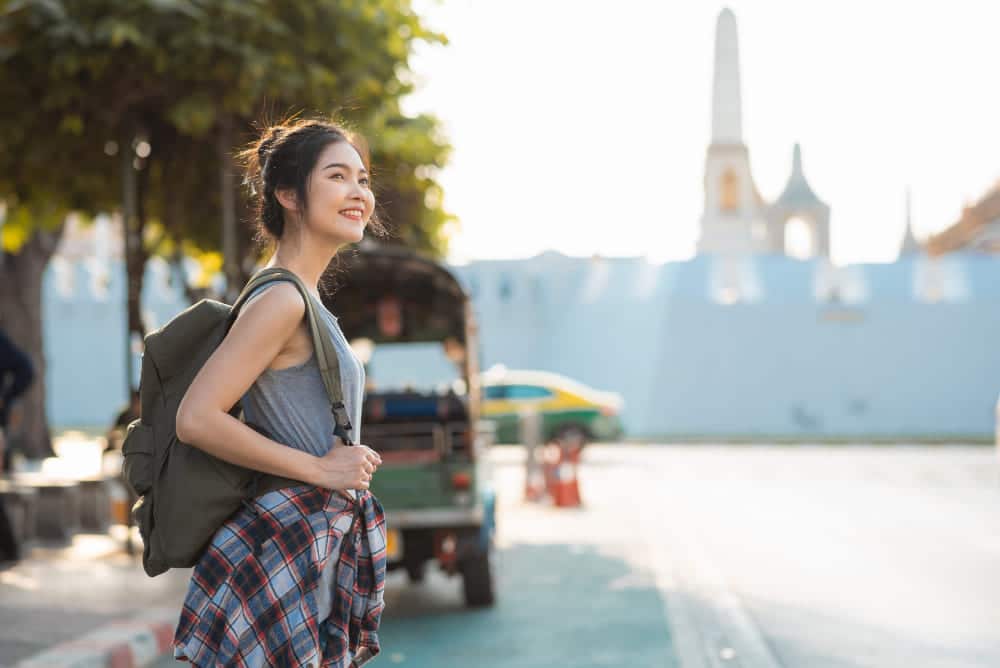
left=58, top=112, right=83, bottom=134
left=1, top=204, right=32, bottom=252
left=167, top=95, right=217, bottom=135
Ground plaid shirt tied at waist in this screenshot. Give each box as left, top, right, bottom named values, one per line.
left=174, top=485, right=387, bottom=668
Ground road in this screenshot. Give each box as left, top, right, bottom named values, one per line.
left=595, top=443, right=1000, bottom=668
left=632, top=446, right=1000, bottom=668
left=141, top=443, right=1000, bottom=667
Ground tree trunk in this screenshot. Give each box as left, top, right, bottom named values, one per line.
left=0, top=222, right=66, bottom=459
left=169, top=242, right=207, bottom=304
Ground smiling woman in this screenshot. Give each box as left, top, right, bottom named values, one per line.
left=243, top=119, right=387, bottom=252
left=170, top=118, right=391, bottom=668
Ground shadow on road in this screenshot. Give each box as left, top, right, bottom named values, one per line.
left=380, top=542, right=678, bottom=667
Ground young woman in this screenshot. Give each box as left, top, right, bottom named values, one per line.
left=172, top=119, right=388, bottom=667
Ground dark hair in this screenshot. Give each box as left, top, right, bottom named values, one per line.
left=240, top=117, right=387, bottom=245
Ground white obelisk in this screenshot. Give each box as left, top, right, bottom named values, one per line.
left=712, top=8, right=743, bottom=144
left=697, top=8, right=766, bottom=256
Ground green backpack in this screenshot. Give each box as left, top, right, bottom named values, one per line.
left=121, top=267, right=354, bottom=577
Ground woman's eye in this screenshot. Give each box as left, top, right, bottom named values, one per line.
left=360, top=178, right=370, bottom=186
left=331, top=173, right=345, bottom=180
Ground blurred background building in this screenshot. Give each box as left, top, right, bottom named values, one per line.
left=927, top=183, right=1000, bottom=255
left=41, top=8, right=1000, bottom=440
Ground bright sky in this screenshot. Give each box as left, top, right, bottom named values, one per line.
left=403, top=1, right=1000, bottom=265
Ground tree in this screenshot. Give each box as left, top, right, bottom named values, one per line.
left=0, top=0, right=453, bottom=456
left=145, top=0, right=455, bottom=277
left=0, top=0, right=126, bottom=456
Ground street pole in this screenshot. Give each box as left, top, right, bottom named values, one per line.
left=219, top=116, right=237, bottom=303
left=121, top=132, right=137, bottom=397
left=519, top=407, right=544, bottom=501
left=120, top=133, right=138, bottom=557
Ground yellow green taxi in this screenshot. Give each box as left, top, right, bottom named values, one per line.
left=479, top=366, right=625, bottom=445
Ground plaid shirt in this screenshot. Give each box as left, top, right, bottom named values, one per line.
left=173, top=485, right=387, bottom=667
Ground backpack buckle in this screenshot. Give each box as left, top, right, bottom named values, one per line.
left=331, top=402, right=353, bottom=445
left=333, top=420, right=353, bottom=446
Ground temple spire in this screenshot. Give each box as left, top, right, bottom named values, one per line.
left=899, top=187, right=920, bottom=256
left=711, top=8, right=743, bottom=144
left=773, top=144, right=826, bottom=209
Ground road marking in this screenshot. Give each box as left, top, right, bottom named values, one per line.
left=654, top=522, right=785, bottom=668
left=634, top=468, right=784, bottom=668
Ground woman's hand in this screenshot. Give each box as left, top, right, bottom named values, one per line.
left=314, top=443, right=382, bottom=491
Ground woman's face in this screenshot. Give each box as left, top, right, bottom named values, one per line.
left=302, top=140, right=375, bottom=245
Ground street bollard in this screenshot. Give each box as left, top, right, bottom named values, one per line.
left=519, top=408, right=546, bottom=502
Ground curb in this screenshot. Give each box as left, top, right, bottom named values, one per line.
left=14, top=608, right=176, bottom=668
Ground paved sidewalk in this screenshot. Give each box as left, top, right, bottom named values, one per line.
left=5, top=442, right=684, bottom=668
left=0, top=532, right=190, bottom=666
left=0, top=431, right=188, bottom=666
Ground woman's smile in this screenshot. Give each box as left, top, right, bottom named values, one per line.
left=339, top=207, right=365, bottom=222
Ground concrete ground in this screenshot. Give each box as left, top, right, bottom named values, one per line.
left=5, top=442, right=999, bottom=667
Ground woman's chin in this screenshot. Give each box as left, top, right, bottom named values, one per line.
left=326, top=223, right=365, bottom=246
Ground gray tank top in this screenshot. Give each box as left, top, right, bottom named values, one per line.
left=239, top=283, right=366, bottom=457
left=238, top=281, right=365, bottom=626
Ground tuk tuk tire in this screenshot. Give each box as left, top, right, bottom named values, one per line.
left=460, top=548, right=495, bottom=607
left=405, top=560, right=427, bottom=584
left=554, top=424, right=589, bottom=449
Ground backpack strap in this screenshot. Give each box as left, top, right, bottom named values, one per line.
left=229, top=268, right=354, bottom=445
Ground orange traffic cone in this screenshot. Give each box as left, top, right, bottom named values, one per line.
left=552, top=445, right=582, bottom=508
left=542, top=443, right=560, bottom=500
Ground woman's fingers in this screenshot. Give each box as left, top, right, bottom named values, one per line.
left=341, top=445, right=379, bottom=491
left=360, top=445, right=382, bottom=464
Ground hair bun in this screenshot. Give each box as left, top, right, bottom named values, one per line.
left=257, top=127, right=285, bottom=165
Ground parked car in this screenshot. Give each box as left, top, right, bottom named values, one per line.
left=479, top=366, right=625, bottom=445
left=327, top=244, right=496, bottom=607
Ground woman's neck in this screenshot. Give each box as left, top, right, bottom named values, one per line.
left=263, top=238, right=339, bottom=299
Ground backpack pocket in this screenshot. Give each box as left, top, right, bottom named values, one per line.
left=122, top=419, right=156, bottom=496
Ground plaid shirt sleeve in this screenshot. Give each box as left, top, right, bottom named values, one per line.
left=337, top=491, right=387, bottom=668
left=174, top=486, right=388, bottom=668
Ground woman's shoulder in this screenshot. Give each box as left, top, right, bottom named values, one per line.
left=235, top=281, right=307, bottom=329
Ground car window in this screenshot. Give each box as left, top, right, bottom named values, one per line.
left=506, top=384, right=553, bottom=400
left=482, top=385, right=507, bottom=400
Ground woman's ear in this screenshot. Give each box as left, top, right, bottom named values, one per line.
left=275, top=187, right=299, bottom=214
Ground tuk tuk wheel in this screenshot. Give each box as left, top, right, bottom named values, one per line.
left=554, top=424, right=589, bottom=449
left=405, top=560, right=427, bottom=583
left=460, top=547, right=495, bottom=607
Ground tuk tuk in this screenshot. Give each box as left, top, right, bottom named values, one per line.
left=323, top=244, right=496, bottom=607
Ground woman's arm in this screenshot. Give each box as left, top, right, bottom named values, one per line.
left=175, top=282, right=324, bottom=485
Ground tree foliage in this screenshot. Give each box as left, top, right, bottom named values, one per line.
left=0, top=0, right=454, bottom=259
left=0, top=0, right=454, bottom=454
